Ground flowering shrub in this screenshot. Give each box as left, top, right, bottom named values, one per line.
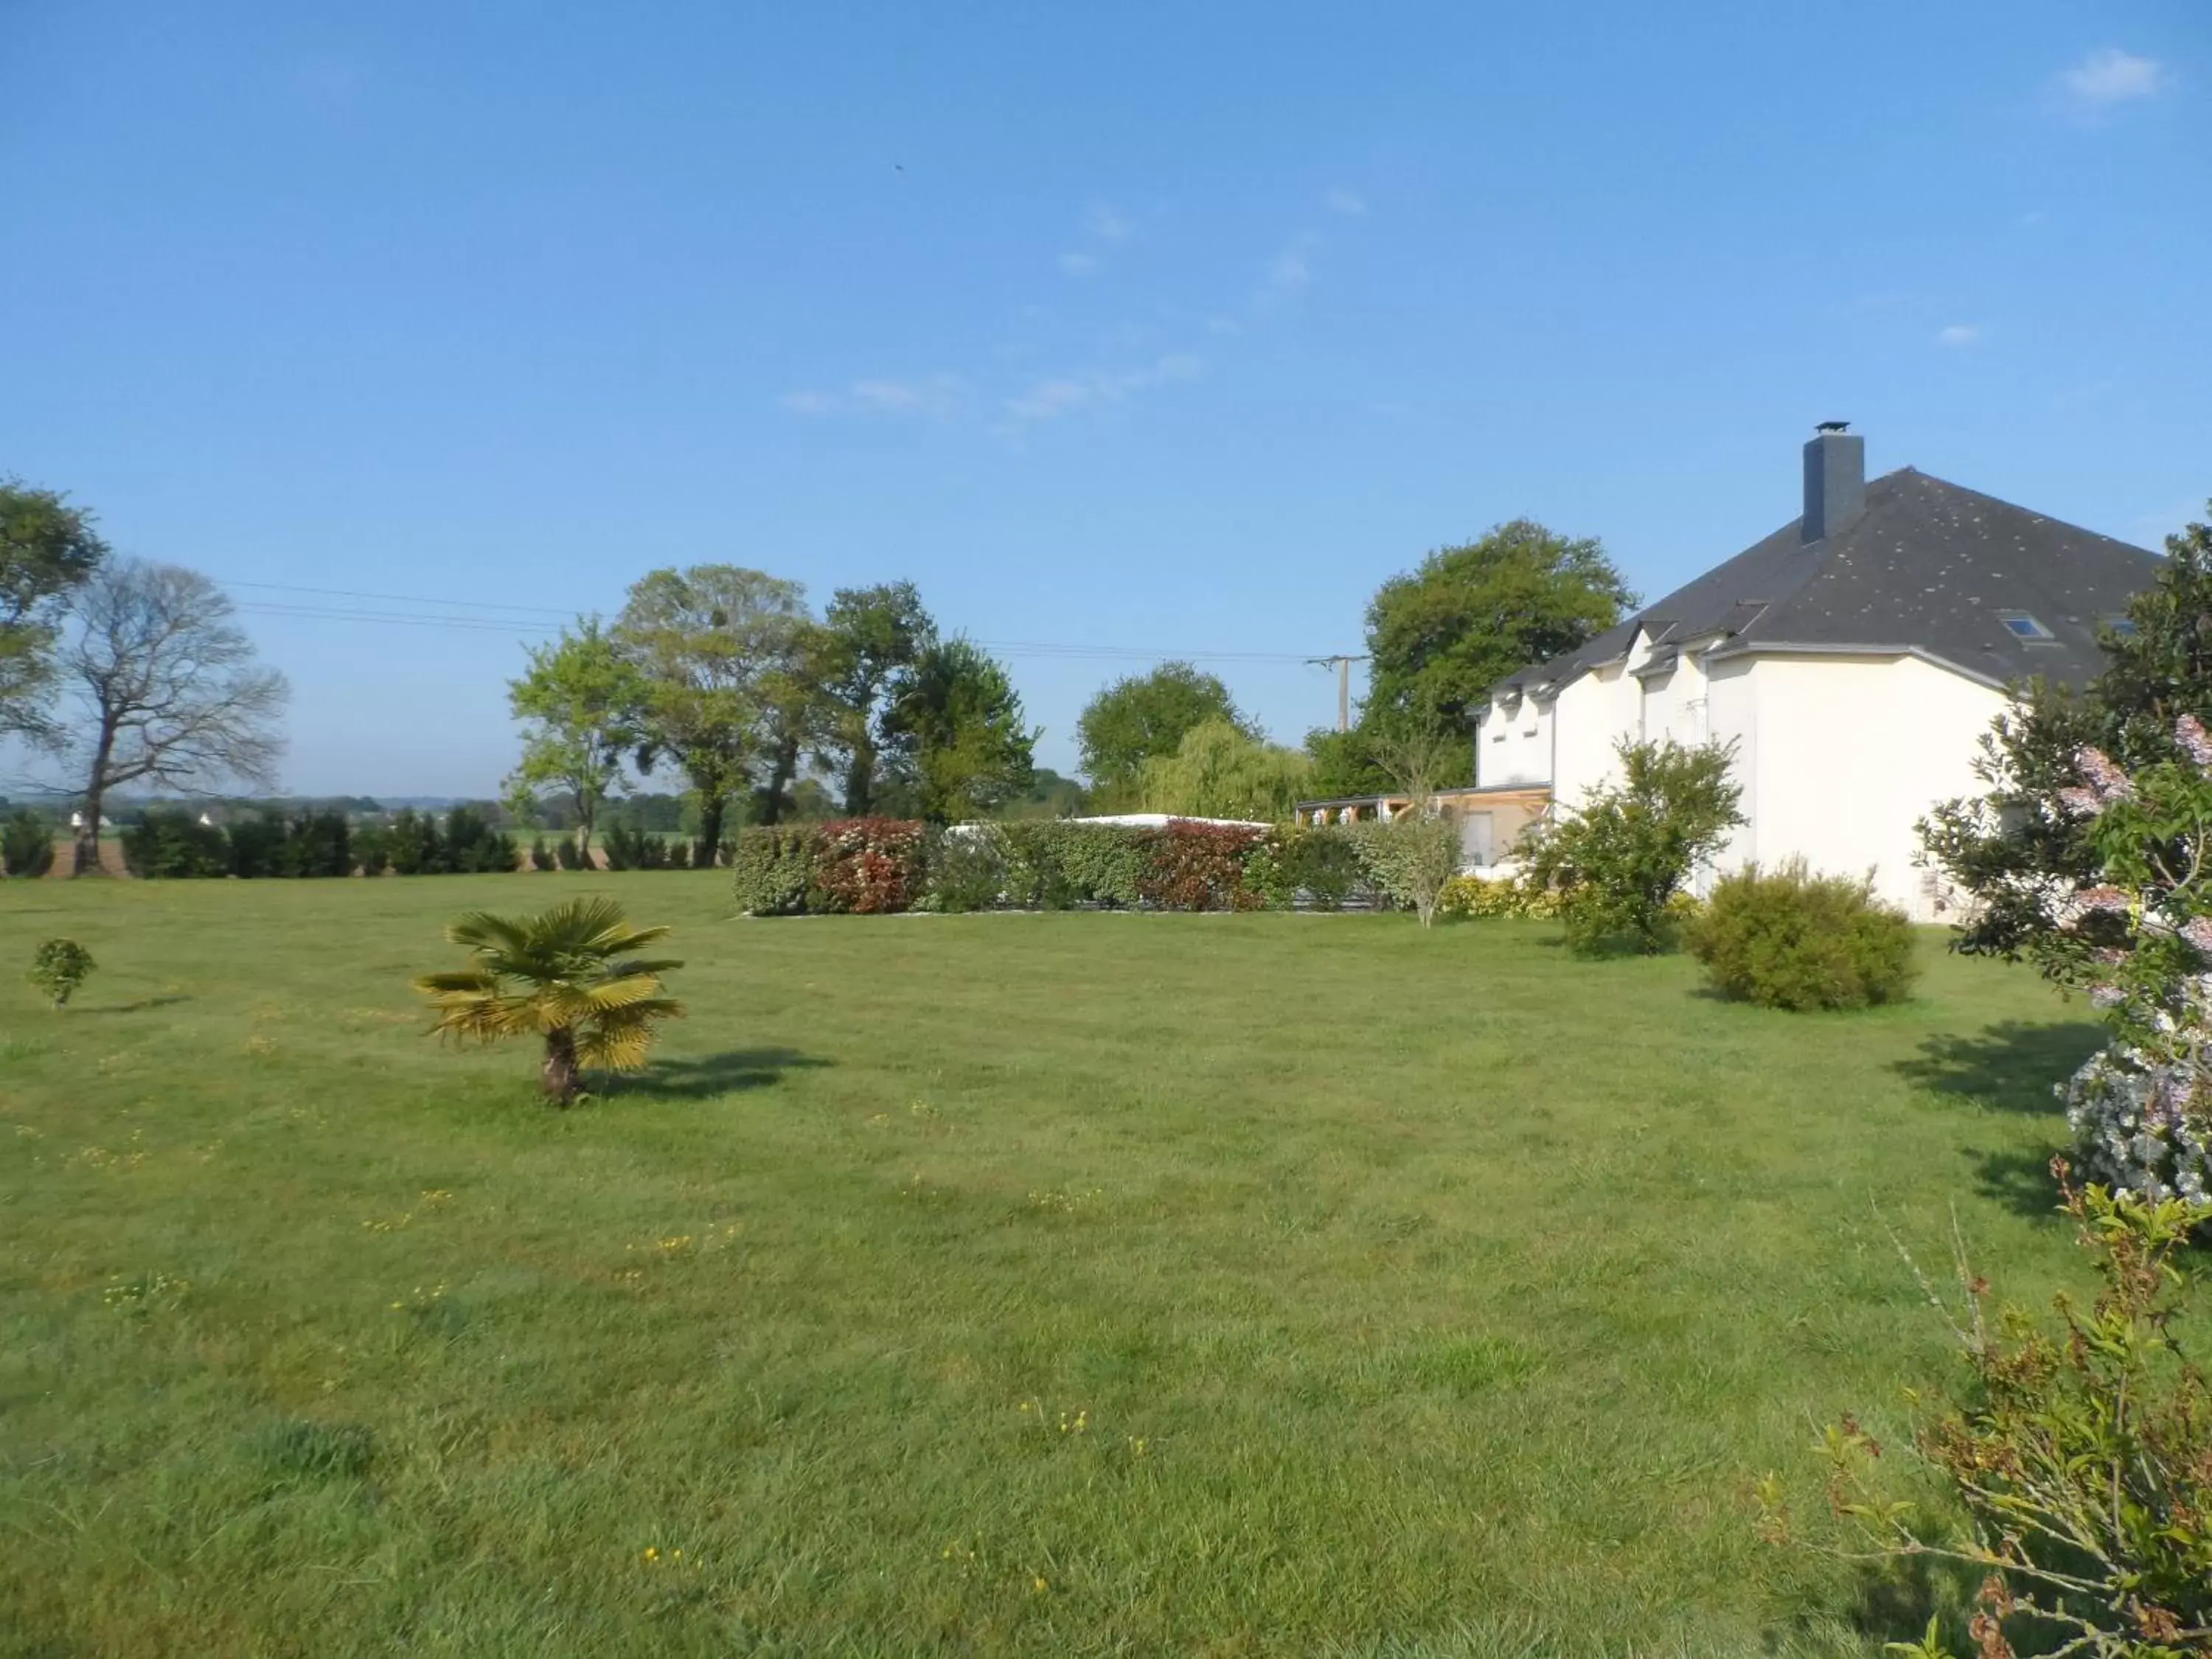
left=2044, top=717, right=2212, bottom=1203
left=1136, top=822, right=1262, bottom=912
left=812, top=818, right=927, bottom=914
left=1683, top=860, right=1918, bottom=1012
left=1436, top=873, right=1560, bottom=919
left=1347, top=815, right=1463, bottom=927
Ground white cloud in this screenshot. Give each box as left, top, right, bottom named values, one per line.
left=1084, top=204, right=1134, bottom=242
left=1205, top=315, right=1242, bottom=336
left=1937, top=324, right=1984, bottom=348
left=782, top=375, right=963, bottom=418
left=1005, top=354, right=1202, bottom=423
left=1057, top=251, right=1099, bottom=276
left=2057, top=47, right=2168, bottom=111
left=1006, top=378, right=1092, bottom=421
left=2022, top=208, right=2049, bottom=228
left=1323, top=187, right=1367, bottom=216
left=1266, top=243, right=1312, bottom=293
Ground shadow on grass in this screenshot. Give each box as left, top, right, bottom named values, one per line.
left=1891, top=1020, right=2104, bottom=1116
left=1967, top=1146, right=2069, bottom=1221
left=1846, top=1551, right=1978, bottom=1653
left=79, top=995, right=192, bottom=1016
left=619, top=1047, right=831, bottom=1101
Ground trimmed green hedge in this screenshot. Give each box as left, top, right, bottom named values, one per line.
left=730, top=817, right=1427, bottom=915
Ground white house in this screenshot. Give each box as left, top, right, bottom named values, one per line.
left=1465, top=425, right=2160, bottom=919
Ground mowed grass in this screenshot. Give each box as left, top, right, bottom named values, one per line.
left=0, top=873, right=2112, bottom=1657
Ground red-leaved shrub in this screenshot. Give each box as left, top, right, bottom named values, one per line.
left=1137, top=822, right=1263, bottom=912
left=812, top=818, right=927, bottom=914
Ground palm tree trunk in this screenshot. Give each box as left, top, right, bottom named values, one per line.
left=540, top=1026, right=580, bottom=1105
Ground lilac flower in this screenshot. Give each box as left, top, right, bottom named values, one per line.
left=2179, top=713, right=2212, bottom=771
left=2076, top=746, right=2134, bottom=803
left=2057, top=786, right=2104, bottom=818
left=2078, top=886, right=2131, bottom=914
left=2090, top=984, right=2127, bottom=1009
left=2183, top=916, right=2212, bottom=954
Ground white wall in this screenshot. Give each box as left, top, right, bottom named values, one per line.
left=1739, top=653, right=2008, bottom=919
left=1552, top=663, right=1641, bottom=811
left=1477, top=692, right=1553, bottom=787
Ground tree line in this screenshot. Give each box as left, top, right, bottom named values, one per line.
left=503, top=571, right=1040, bottom=863
left=7, top=467, right=1638, bottom=866
left=1074, top=519, right=1639, bottom=817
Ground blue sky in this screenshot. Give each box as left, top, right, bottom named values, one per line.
left=2, top=1, right=2206, bottom=796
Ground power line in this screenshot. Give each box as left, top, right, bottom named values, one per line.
left=219, top=577, right=1329, bottom=664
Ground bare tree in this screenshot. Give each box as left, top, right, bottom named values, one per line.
left=63, top=561, right=288, bottom=873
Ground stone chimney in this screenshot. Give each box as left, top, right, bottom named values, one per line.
left=1802, top=421, right=1865, bottom=543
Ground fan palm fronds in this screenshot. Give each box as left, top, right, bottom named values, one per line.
left=411, top=897, right=685, bottom=1103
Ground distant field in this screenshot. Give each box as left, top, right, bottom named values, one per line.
left=0, top=873, right=2114, bottom=1655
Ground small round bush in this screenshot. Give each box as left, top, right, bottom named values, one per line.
left=28, top=938, right=96, bottom=1010
left=1683, top=860, right=1917, bottom=1011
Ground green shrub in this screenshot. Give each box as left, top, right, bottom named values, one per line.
left=1245, top=824, right=1360, bottom=909
left=554, top=835, right=588, bottom=872
left=226, top=811, right=288, bottom=878
left=602, top=824, right=669, bottom=871
left=383, top=809, right=445, bottom=876
left=28, top=937, right=95, bottom=1009
left=1683, top=860, right=1917, bottom=1011
left=731, top=825, right=818, bottom=915
left=1348, top=815, right=1462, bottom=928
left=2, top=811, right=56, bottom=877
left=923, top=824, right=1008, bottom=913
left=355, top=825, right=392, bottom=876
left=120, top=810, right=229, bottom=878
left=285, top=810, right=353, bottom=877
left=1520, top=737, right=1745, bottom=955
left=998, top=821, right=1149, bottom=909
left=529, top=835, right=555, bottom=872
left=442, top=807, right=517, bottom=874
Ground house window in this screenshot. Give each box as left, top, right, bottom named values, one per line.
left=1997, top=612, right=2056, bottom=642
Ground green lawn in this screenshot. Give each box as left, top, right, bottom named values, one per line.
left=0, top=873, right=2110, bottom=1657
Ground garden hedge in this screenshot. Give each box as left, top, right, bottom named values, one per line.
left=729, top=816, right=1466, bottom=915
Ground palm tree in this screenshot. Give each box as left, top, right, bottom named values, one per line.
left=412, top=897, right=684, bottom=1105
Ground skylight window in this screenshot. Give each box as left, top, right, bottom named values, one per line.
left=2102, top=615, right=2140, bottom=639
left=1998, top=612, right=2056, bottom=642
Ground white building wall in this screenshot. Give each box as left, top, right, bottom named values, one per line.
left=1478, top=692, right=1554, bottom=787
left=1551, top=664, right=1641, bottom=811
left=1740, top=654, right=2008, bottom=919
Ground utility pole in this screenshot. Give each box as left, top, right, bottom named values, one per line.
left=1307, top=655, right=1371, bottom=732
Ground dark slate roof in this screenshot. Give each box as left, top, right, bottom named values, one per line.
left=1486, top=468, right=2160, bottom=701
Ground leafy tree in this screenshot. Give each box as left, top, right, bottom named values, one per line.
left=412, top=897, right=684, bottom=1106
left=1301, top=726, right=1395, bottom=800
left=613, top=565, right=810, bottom=858
left=62, top=562, right=288, bottom=875
left=1077, top=662, right=1251, bottom=803
left=27, top=938, right=95, bottom=1010
left=818, top=582, right=936, bottom=816
left=1921, top=505, right=2212, bottom=984
left=1, top=479, right=108, bottom=746
left=1364, top=519, right=1636, bottom=741
left=1138, top=717, right=1312, bottom=822
left=1521, top=737, right=1744, bottom=954
left=993, top=767, right=1091, bottom=821
left=505, top=619, right=643, bottom=865
left=884, top=638, right=1036, bottom=822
